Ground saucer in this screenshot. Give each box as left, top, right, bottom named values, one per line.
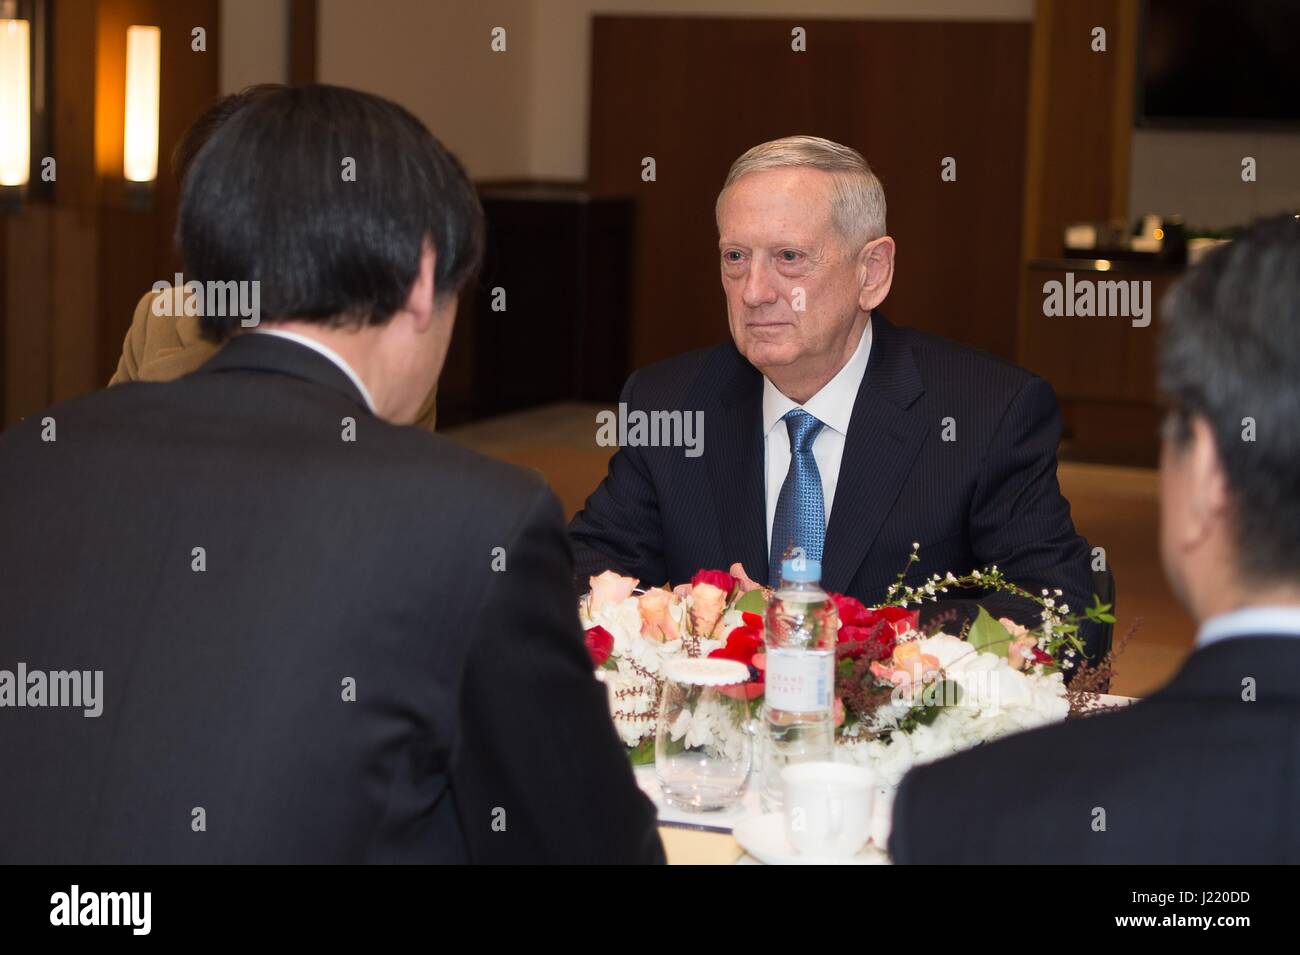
left=733, top=813, right=889, bottom=865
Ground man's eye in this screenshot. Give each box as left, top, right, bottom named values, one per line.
left=723, top=251, right=743, bottom=263
left=779, top=250, right=801, bottom=262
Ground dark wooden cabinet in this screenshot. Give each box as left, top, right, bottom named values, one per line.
left=1018, top=259, right=1182, bottom=465
left=437, top=186, right=634, bottom=427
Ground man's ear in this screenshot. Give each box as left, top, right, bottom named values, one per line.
left=1186, top=415, right=1231, bottom=546
left=857, top=235, right=895, bottom=312
left=404, top=241, right=437, bottom=333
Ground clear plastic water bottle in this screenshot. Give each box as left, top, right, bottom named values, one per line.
left=761, top=557, right=839, bottom=813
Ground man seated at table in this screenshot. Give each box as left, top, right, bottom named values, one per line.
left=0, top=85, right=662, bottom=864
left=568, top=135, right=1097, bottom=658
left=889, top=214, right=1300, bottom=864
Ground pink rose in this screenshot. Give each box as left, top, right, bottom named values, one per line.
left=875, top=642, right=941, bottom=694
left=588, top=570, right=639, bottom=615
left=998, top=617, right=1031, bottom=640
left=638, top=587, right=680, bottom=643
left=999, top=617, right=1035, bottom=671
left=729, top=562, right=765, bottom=594
left=690, top=581, right=728, bottom=638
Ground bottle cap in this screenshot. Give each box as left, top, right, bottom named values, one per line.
left=781, top=558, right=821, bottom=583
left=661, top=658, right=751, bottom=687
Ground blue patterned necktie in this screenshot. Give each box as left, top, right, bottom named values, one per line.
left=769, top=409, right=826, bottom=586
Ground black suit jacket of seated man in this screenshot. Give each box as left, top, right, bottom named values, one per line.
left=888, top=634, right=1300, bottom=863
left=568, top=313, right=1099, bottom=663
left=0, top=333, right=664, bottom=864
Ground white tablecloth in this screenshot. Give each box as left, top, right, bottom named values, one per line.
left=639, top=693, right=1135, bottom=862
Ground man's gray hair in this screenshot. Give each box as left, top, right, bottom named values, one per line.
left=717, top=135, right=887, bottom=249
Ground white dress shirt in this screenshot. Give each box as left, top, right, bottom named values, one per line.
left=1196, top=605, right=1300, bottom=648
left=254, top=328, right=377, bottom=413
left=763, top=320, right=873, bottom=552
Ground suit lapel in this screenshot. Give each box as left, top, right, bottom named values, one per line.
left=705, top=349, right=770, bottom=584
left=822, top=315, right=927, bottom=594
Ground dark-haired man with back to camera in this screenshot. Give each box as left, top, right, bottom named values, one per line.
left=0, top=85, right=663, bottom=864
left=889, top=215, right=1300, bottom=864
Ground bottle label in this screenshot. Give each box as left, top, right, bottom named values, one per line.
left=764, top=650, right=833, bottom=713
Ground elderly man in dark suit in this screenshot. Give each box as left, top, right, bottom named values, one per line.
left=889, top=215, right=1300, bottom=864
left=569, top=135, right=1098, bottom=660
left=0, top=85, right=662, bottom=864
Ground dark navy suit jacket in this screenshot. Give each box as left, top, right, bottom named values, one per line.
left=889, top=635, right=1300, bottom=863
left=0, top=334, right=663, bottom=864
left=569, top=313, right=1099, bottom=661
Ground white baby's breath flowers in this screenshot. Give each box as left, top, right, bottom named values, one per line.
left=839, top=631, right=1069, bottom=786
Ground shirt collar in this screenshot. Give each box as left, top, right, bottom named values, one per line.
left=1196, top=605, right=1300, bottom=648
left=762, top=318, right=872, bottom=436
left=254, top=328, right=377, bottom=413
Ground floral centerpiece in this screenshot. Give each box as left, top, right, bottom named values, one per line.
left=579, top=545, right=1117, bottom=779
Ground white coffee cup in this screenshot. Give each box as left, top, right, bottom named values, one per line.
left=781, top=762, right=875, bottom=858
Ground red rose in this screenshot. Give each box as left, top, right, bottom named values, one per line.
left=834, top=604, right=919, bottom=661
left=708, top=612, right=765, bottom=700
left=832, top=592, right=872, bottom=627
left=584, top=625, right=614, bottom=667
left=691, top=569, right=736, bottom=596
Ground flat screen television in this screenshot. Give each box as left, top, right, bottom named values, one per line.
left=1138, top=0, right=1300, bottom=127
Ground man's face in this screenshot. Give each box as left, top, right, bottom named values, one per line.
left=717, top=167, right=869, bottom=375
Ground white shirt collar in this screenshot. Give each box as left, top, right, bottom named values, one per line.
left=254, top=328, right=377, bottom=413
left=762, top=318, right=872, bottom=436
left=1196, top=605, right=1300, bottom=647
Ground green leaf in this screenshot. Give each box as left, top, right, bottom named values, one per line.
left=733, top=589, right=768, bottom=615
left=967, top=605, right=1011, bottom=658
left=627, top=737, right=656, bottom=766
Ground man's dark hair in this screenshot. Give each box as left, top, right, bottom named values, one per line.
left=178, top=84, right=484, bottom=340
left=171, top=84, right=285, bottom=185
left=1159, top=213, right=1300, bottom=583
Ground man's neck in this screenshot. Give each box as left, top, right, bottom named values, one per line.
left=763, top=313, right=869, bottom=404
left=1198, top=582, right=1300, bottom=623
left=258, top=320, right=390, bottom=416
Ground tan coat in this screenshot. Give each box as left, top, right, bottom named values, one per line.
left=109, top=289, right=439, bottom=432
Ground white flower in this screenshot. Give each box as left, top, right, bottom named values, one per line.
left=838, top=632, right=1069, bottom=786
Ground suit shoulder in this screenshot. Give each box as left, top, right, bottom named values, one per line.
left=623, top=344, right=741, bottom=403
left=895, top=324, right=1036, bottom=389
left=369, top=421, right=554, bottom=513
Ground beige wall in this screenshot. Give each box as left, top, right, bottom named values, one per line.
left=300, top=0, right=1300, bottom=230
left=316, top=0, right=1032, bottom=180
left=319, top=0, right=535, bottom=180
left=1129, top=128, right=1300, bottom=231
left=220, top=0, right=288, bottom=94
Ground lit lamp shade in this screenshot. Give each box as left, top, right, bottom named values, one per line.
left=123, top=25, right=160, bottom=183
left=0, top=17, right=29, bottom=187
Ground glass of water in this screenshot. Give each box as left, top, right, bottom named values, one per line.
left=655, top=658, right=754, bottom=811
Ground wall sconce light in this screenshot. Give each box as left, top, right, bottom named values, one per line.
left=123, top=24, right=159, bottom=203
left=0, top=4, right=30, bottom=209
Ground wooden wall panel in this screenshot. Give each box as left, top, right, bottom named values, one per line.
left=93, top=0, right=221, bottom=383
left=587, top=16, right=1032, bottom=370
left=1, top=0, right=219, bottom=425
left=1015, top=0, right=1149, bottom=465
left=1019, top=0, right=1137, bottom=263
